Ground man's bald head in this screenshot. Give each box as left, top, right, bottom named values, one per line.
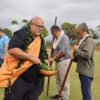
left=29, top=16, right=44, bottom=37
left=30, top=17, right=44, bottom=27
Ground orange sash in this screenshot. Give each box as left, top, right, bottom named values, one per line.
left=0, top=36, right=41, bottom=87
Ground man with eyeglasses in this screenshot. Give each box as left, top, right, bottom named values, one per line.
left=2, top=17, right=49, bottom=100
left=72, top=23, right=95, bottom=100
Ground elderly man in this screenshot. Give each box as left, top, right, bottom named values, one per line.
left=0, top=28, right=9, bottom=66
left=49, top=25, right=70, bottom=100
left=72, top=23, right=95, bottom=100
left=1, top=17, right=48, bottom=100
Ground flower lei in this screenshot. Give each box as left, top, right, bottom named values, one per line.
left=15, top=24, right=48, bottom=69
left=6, top=25, right=48, bottom=94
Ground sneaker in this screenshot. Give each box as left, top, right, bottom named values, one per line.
left=50, top=94, right=62, bottom=99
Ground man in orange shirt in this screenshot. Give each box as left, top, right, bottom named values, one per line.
left=3, top=17, right=48, bottom=100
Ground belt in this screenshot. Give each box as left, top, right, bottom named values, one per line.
left=56, top=57, right=70, bottom=62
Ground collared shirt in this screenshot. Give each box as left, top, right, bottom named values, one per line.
left=78, top=34, right=89, bottom=46
left=0, top=34, right=10, bottom=58
left=52, top=32, right=70, bottom=62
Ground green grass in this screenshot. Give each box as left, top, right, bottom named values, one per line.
left=0, top=89, right=4, bottom=100
left=0, top=50, right=100, bottom=100
left=40, top=50, right=100, bottom=100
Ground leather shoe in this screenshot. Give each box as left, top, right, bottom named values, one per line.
left=50, top=94, right=62, bottom=99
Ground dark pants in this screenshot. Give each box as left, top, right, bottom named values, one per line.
left=79, top=74, right=93, bottom=100
left=4, top=76, right=44, bottom=100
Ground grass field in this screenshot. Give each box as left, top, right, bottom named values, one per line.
left=0, top=50, right=100, bottom=100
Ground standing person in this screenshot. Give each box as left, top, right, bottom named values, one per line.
left=0, top=17, right=49, bottom=100
left=72, top=23, right=95, bottom=100
left=0, top=28, right=10, bottom=66
left=49, top=25, right=70, bottom=100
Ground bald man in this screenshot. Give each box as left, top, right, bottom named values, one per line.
left=3, top=17, right=48, bottom=100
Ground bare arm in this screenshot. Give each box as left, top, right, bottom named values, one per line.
left=8, top=48, right=40, bottom=64
left=2, top=45, right=8, bottom=60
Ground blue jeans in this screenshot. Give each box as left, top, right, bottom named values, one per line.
left=79, top=74, right=93, bottom=100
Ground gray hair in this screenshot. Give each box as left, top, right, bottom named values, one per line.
left=76, top=22, right=89, bottom=34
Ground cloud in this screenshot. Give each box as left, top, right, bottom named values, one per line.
left=0, top=0, right=100, bottom=35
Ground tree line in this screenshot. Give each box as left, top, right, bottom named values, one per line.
left=1, top=19, right=100, bottom=45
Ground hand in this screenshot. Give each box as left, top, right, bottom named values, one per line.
left=33, top=58, right=41, bottom=64
left=1, top=55, right=5, bottom=61
left=29, top=56, right=41, bottom=64
left=44, top=59, right=50, bottom=66
left=73, top=45, right=79, bottom=50
left=49, top=57, right=54, bottom=63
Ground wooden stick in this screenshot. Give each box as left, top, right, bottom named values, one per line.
left=54, top=16, right=57, bottom=25
left=46, top=16, right=57, bottom=96
left=57, top=41, right=80, bottom=100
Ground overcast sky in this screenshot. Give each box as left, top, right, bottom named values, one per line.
left=0, top=0, right=100, bottom=39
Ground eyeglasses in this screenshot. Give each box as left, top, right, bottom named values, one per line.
left=32, top=23, right=44, bottom=28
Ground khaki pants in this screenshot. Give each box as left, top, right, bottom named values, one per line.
left=56, top=59, right=70, bottom=100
